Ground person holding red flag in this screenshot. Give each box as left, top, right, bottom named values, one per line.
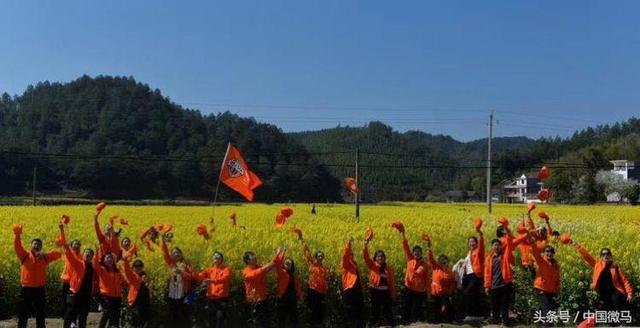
left=341, top=237, right=365, bottom=328
left=219, top=144, right=262, bottom=201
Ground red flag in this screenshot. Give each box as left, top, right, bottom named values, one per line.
left=219, top=144, right=262, bottom=201
left=344, top=177, right=360, bottom=194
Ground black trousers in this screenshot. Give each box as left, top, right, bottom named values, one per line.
left=61, top=282, right=70, bottom=317
left=18, top=287, right=46, bottom=328
left=401, top=288, right=425, bottom=324
left=167, top=297, right=191, bottom=327
left=306, top=288, right=325, bottom=327
left=99, top=295, right=121, bottom=328
left=207, top=298, right=227, bottom=328
left=431, top=295, right=453, bottom=323
left=246, top=300, right=270, bottom=328
left=489, top=284, right=513, bottom=325
left=599, top=291, right=627, bottom=312
left=64, top=292, right=91, bottom=328
left=462, top=274, right=484, bottom=318
left=369, top=288, right=393, bottom=327
left=536, top=290, right=557, bottom=328
left=343, top=287, right=365, bottom=328
left=130, top=302, right=149, bottom=328
left=277, top=296, right=298, bottom=328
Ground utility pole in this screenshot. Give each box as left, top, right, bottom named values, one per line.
left=32, top=166, right=37, bottom=206
left=487, top=111, right=494, bottom=213
left=355, top=148, right=360, bottom=221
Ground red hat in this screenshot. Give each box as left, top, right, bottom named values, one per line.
left=391, top=221, right=405, bottom=234
left=538, top=210, right=550, bottom=220
left=473, top=218, right=483, bottom=230
left=560, top=233, right=572, bottom=245
left=365, top=227, right=374, bottom=242
left=538, top=166, right=551, bottom=181
left=61, top=215, right=70, bottom=225
left=280, top=208, right=294, bottom=218
left=537, top=189, right=551, bottom=202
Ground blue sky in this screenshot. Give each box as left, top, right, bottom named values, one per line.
left=2, top=1, right=639, bottom=141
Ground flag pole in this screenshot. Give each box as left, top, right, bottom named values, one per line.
left=211, top=142, right=232, bottom=226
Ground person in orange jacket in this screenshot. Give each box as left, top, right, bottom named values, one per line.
left=531, top=245, right=560, bottom=327
left=301, top=240, right=328, bottom=327
left=122, top=258, right=151, bottom=328
left=462, top=222, right=485, bottom=321
left=485, top=221, right=518, bottom=326
left=161, top=237, right=195, bottom=327
left=196, top=251, right=232, bottom=328
left=242, top=248, right=283, bottom=328
left=94, top=212, right=122, bottom=261
left=395, top=228, right=429, bottom=324
left=59, top=224, right=97, bottom=328
left=13, top=225, right=61, bottom=328
left=60, top=233, right=82, bottom=318
left=93, top=251, right=125, bottom=328
left=426, top=238, right=456, bottom=323
left=363, top=235, right=396, bottom=327
left=571, top=240, right=634, bottom=311
left=341, top=237, right=365, bottom=328
left=275, top=251, right=303, bottom=327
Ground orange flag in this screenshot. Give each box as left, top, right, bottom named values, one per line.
left=219, top=144, right=262, bottom=201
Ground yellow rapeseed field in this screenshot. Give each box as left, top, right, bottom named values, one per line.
left=0, top=203, right=638, bottom=323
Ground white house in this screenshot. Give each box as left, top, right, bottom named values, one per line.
left=502, top=173, right=541, bottom=203
left=606, top=160, right=640, bottom=202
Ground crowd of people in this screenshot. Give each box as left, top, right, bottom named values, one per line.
left=10, top=204, right=635, bottom=328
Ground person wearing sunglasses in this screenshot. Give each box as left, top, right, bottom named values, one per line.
left=571, top=240, right=634, bottom=312
left=531, top=245, right=560, bottom=327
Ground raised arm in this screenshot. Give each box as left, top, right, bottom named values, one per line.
left=362, top=241, right=376, bottom=271
left=427, top=248, right=438, bottom=269
left=526, top=212, right=536, bottom=230
left=341, top=238, right=354, bottom=269
left=543, top=218, right=554, bottom=237
left=573, top=241, right=596, bottom=267
left=161, top=239, right=174, bottom=267
left=14, top=230, right=28, bottom=261
left=94, top=214, right=106, bottom=243
left=121, top=258, right=137, bottom=284
left=303, top=243, right=314, bottom=265
left=401, top=232, right=413, bottom=261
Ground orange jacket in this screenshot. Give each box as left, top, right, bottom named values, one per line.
left=578, top=246, right=634, bottom=298
left=484, top=233, right=515, bottom=289
left=340, top=242, right=361, bottom=291
left=400, top=238, right=429, bottom=293
left=276, top=262, right=303, bottom=299
left=531, top=248, right=560, bottom=293
left=468, top=234, right=485, bottom=277
left=427, top=250, right=456, bottom=297
left=95, top=221, right=121, bottom=260
left=61, top=247, right=81, bottom=283
left=243, top=265, right=271, bottom=303
left=196, top=265, right=233, bottom=300
left=363, top=244, right=397, bottom=299
left=92, top=255, right=125, bottom=298
left=122, top=259, right=148, bottom=306
left=303, top=244, right=329, bottom=295
left=161, top=240, right=194, bottom=297
left=14, top=234, right=61, bottom=288
left=62, top=244, right=98, bottom=295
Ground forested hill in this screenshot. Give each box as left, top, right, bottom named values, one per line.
left=2, top=75, right=640, bottom=202
left=0, top=75, right=340, bottom=201
left=289, top=124, right=541, bottom=200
